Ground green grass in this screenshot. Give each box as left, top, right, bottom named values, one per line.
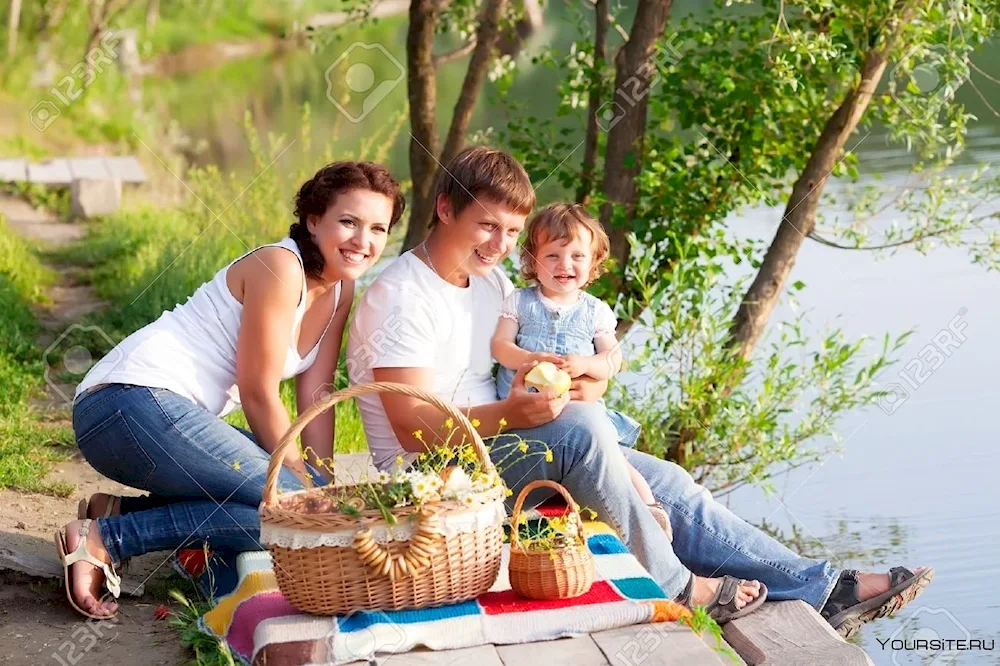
left=0, top=216, right=74, bottom=496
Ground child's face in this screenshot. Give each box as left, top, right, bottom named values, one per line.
left=532, top=226, right=595, bottom=296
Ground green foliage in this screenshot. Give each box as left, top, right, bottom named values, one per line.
left=0, top=217, right=72, bottom=495
left=610, top=233, right=907, bottom=493
left=498, top=0, right=998, bottom=486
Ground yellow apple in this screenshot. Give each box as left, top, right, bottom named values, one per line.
left=524, top=361, right=572, bottom=397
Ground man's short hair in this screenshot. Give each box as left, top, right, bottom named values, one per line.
left=430, top=146, right=535, bottom=227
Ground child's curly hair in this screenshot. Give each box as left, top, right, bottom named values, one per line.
left=520, top=203, right=610, bottom=285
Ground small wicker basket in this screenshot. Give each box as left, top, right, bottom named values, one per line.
left=259, top=382, right=505, bottom=615
left=508, top=480, right=595, bottom=600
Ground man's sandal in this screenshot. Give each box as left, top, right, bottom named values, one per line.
left=821, top=567, right=934, bottom=638
left=53, top=519, right=121, bottom=620
left=77, top=494, right=121, bottom=520
left=678, top=574, right=768, bottom=623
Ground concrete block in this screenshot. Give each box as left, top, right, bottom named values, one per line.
left=70, top=178, right=122, bottom=218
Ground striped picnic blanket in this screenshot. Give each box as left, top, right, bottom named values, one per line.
left=194, top=514, right=681, bottom=666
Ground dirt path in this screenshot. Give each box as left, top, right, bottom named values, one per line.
left=0, top=194, right=188, bottom=665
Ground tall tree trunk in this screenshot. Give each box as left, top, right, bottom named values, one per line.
left=729, top=49, right=893, bottom=361
left=576, top=0, right=608, bottom=205
left=597, top=0, right=673, bottom=286
left=439, top=0, right=506, bottom=168
left=403, top=0, right=440, bottom=252
left=7, top=0, right=22, bottom=59
left=402, top=0, right=509, bottom=252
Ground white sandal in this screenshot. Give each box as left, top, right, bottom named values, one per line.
left=54, top=519, right=122, bottom=619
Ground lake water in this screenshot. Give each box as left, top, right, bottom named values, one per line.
left=152, top=12, right=1000, bottom=663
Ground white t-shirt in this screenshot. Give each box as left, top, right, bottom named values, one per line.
left=347, top=252, right=514, bottom=469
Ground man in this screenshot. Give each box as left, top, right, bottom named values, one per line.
left=347, top=146, right=932, bottom=633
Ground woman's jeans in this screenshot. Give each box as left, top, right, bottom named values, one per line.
left=492, top=402, right=840, bottom=608
left=72, top=383, right=311, bottom=563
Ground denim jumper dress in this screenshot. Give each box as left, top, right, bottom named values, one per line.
left=495, top=286, right=641, bottom=447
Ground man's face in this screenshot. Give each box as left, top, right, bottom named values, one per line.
left=437, top=195, right=527, bottom=279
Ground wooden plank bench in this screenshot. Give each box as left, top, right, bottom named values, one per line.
left=0, top=156, right=148, bottom=218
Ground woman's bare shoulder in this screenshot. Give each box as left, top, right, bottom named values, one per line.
left=228, top=245, right=303, bottom=303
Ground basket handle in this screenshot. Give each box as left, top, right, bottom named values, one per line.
left=263, top=381, right=494, bottom=507
left=510, top=479, right=586, bottom=549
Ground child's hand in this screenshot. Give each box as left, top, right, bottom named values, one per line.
left=529, top=352, right=566, bottom=368
left=562, top=354, right=591, bottom=378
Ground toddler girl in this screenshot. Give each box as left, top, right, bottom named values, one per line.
left=491, top=203, right=669, bottom=535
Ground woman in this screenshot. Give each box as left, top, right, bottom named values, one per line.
left=56, top=161, right=405, bottom=619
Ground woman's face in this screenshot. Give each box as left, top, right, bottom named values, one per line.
left=307, top=188, right=394, bottom=281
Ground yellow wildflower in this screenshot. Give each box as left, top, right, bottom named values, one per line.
left=545, top=448, right=554, bottom=463
left=413, top=429, right=424, bottom=441
left=518, top=442, right=528, bottom=453
left=444, top=417, right=455, bottom=429
left=232, top=461, right=241, bottom=471
left=505, top=488, right=513, bottom=497
left=396, top=455, right=405, bottom=466
left=470, top=418, right=481, bottom=428
left=498, top=417, right=507, bottom=428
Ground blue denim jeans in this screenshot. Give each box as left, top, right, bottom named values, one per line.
left=493, top=402, right=840, bottom=608
left=72, top=383, right=314, bottom=563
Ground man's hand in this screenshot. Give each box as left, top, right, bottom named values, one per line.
left=503, top=361, right=570, bottom=428
left=569, top=376, right=609, bottom=403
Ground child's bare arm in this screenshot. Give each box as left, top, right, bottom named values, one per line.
left=564, top=333, right=623, bottom=379
left=491, top=317, right=563, bottom=369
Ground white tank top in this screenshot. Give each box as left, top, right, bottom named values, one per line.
left=75, top=237, right=341, bottom=417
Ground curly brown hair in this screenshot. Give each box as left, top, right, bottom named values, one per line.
left=289, top=162, right=406, bottom=278
left=519, top=203, right=610, bottom=285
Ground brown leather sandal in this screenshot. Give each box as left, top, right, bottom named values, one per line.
left=678, top=574, right=768, bottom=623
left=821, top=567, right=934, bottom=638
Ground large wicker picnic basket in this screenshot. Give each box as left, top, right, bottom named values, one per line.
left=259, top=382, right=505, bottom=615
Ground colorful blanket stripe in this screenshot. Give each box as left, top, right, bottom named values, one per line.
left=195, top=519, right=675, bottom=666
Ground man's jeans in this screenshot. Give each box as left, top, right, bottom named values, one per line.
left=495, top=402, right=839, bottom=608
left=72, top=384, right=313, bottom=562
